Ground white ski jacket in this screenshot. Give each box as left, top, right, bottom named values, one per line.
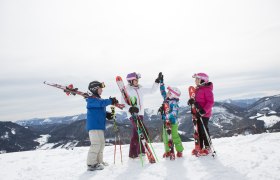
left=122, top=82, right=159, bottom=116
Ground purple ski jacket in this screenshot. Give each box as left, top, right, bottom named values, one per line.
left=195, top=82, right=214, bottom=118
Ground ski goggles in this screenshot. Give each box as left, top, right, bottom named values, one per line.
left=136, top=73, right=141, bottom=79
left=192, top=73, right=201, bottom=79
left=192, top=74, right=208, bottom=81
left=99, top=82, right=105, bottom=88
left=92, top=82, right=105, bottom=91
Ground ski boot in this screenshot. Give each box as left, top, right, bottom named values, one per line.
left=170, top=152, right=175, bottom=160
left=87, top=163, right=104, bottom=171
left=163, top=152, right=170, bottom=158
left=192, top=148, right=200, bottom=157
left=198, top=148, right=210, bottom=156
left=177, top=151, right=183, bottom=158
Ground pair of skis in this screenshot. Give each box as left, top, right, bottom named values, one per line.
left=161, top=103, right=176, bottom=160
left=44, top=81, right=124, bottom=163
left=116, top=76, right=158, bottom=165
left=188, top=86, right=216, bottom=158
left=43, top=81, right=125, bottom=110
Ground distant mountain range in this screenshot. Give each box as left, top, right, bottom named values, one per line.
left=1, top=94, right=280, bottom=153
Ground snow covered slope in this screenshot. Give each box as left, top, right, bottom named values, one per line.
left=0, top=133, right=279, bottom=180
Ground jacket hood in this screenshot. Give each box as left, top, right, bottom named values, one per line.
left=199, top=82, right=213, bottom=91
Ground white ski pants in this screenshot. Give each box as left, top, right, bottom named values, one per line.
left=87, top=130, right=105, bottom=166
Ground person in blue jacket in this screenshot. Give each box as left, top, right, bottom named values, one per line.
left=86, top=81, right=119, bottom=171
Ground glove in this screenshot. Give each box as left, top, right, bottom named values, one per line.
left=106, top=112, right=114, bottom=120
left=198, top=108, right=206, bottom=116
left=110, top=97, right=119, bottom=105
left=129, top=106, right=139, bottom=114
left=158, top=106, right=163, bottom=115
left=193, top=102, right=206, bottom=116
left=188, top=98, right=195, bottom=106
left=155, top=72, right=163, bottom=83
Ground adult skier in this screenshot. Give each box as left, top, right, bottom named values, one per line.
left=122, top=72, right=160, bottom=159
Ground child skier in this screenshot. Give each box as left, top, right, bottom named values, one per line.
left=86, top=81, right=119, bottom=171
left=158, top=73, right=184, bottom=158
left=188, top=73, right=214, bottom=155
left=122, top=72, right=160, bottom=159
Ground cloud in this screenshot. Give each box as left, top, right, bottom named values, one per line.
left=0, top=0, right=280, bottom=121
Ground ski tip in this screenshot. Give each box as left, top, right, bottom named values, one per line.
left=116, top=76, right=122, bottom=81
left=188, top=86, right=195, bottom=91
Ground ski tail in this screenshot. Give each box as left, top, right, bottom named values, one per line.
left=188, top=86, right=201, bottom=155
left=163, top=103, right=175, bottom=160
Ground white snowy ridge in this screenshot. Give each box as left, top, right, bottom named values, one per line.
left=0, top=133, right=280, bottom=180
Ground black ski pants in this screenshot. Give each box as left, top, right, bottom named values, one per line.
left=197, top=116, right=210, bottom=149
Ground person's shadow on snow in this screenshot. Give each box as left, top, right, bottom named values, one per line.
left=163, top=156, right=187, bottom=179
left=78, top=169, right=98, bottom=180
left=114, top=157, right=156, bottom=180
left=191, top=155, right=247, bottom=180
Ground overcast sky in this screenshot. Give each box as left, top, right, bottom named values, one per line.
left=0, top=0, right=280, bottom=122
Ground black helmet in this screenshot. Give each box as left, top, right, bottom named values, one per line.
left=88, top=81, right=105, bottom=93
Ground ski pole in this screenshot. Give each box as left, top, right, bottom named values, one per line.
left=114, top=135, right=117, bottom=164
left=198, top=117, right=216, bottom=157
left=111, top=106, right=123, bottom=164
left=118, top=133, right=123, bottom=163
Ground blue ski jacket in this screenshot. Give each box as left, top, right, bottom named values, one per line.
left=160, top=83, right=179, bottom=124
left=86, top=97, right=112, bottom=131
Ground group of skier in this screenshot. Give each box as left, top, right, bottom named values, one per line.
left=85, top=72, right=214, bottom=171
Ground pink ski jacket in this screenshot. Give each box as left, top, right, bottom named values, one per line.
left=195, top=82, right=214, bottom=118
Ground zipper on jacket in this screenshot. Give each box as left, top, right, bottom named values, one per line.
left=134, top=88, right=142, bottom=111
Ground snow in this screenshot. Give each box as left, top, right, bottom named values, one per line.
left=249, top=113, right=263, bottom=119
left=261, top=107, right=270, bottom=111
left=257, top=115, right=280, bottom=128
left=249, top=110, right=280, bottom=127
left=38, top=143, right=57, bottom=150
left=1, top=133, right=280, bottom=180
left=106, top=124, right=113, bottom=129
left=211, top=107, right=242, bottom=125
left=178, top=130, right=186, bottom=135
left=212, top=106, right=227, bottom=114
left=72, top=115, right=79, bottom=120
left=35, top=135, right=51, bottom=147
left=1, top=132, right=9, bottom=139
left=268, top=111, right=277, bottom=115
left=42, top=118, right=52, bottom=123
left=145, top=108, right=157, bottom=116
left=212, top=122, right=223, bottom=128
left=11, top=128, right=16, bottom=135
left=144, top=108, right=159, bottom=120
left=225, top=99, right=232, bottom=103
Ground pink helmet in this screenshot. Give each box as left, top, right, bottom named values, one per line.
left=192, top=73, right=209, bottom=83
left=167, top=86, right=181, bottom=99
